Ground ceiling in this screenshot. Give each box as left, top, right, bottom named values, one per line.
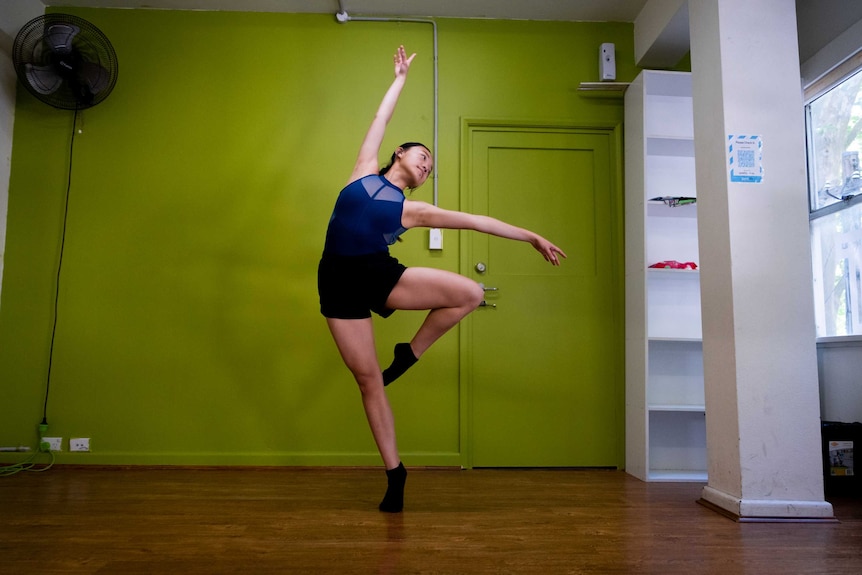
left=24, top=1, right=862, bottom=69
left=42, top=0, right=650, bottom=22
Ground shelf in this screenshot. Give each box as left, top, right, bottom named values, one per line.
left=646, top=267, right=702, bottom=340
left=647, top=202, right=697, bottom=218
left=647, top=136, right=694, bottom=157
left=648, top=337, right=702, bottom=344
left=644, top=71, right=692, bottom=98
left=649, top=404, right=706, bottom=413
left=626, top=70, right=704, bottom=483
left=647, top=470, right=707, bottom=482
left=647, top=267, right=699, bottom=274
left=647, top=198, right=697, bottom=205
left=577, top=81, right=630, bottom=93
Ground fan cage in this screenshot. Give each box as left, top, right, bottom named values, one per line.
left=13, top=13, right=119, bottom=110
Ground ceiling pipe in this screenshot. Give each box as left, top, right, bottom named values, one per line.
left=335, top=8, right=439, bottom=208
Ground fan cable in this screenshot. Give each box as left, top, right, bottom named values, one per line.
left=41, top=107, right=79, bottom=428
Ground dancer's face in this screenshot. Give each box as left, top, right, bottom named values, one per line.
left=397, top=146, right=433, bottom=188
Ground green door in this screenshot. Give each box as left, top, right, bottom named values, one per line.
left=463, top=126, right=623, bottom=468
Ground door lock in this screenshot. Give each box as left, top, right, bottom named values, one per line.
left=478, top=283, right=498, bottom=308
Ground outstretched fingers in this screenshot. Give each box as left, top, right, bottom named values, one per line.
left=532, top=236, right=568, bottom=266
left=394, top=45, right=416, bottom=77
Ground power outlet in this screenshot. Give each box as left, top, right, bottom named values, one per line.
left=70, top=438, right=90, bottom=452
left=42, top=437, right=63, bottom=452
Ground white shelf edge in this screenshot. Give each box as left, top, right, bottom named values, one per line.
left=647, top=470, right=707, bottom=482
left=648, top=337, right=703, bottom=343
left=645, top=135, right=694, bottom=141
left=649, top=404, right=706, bottom=413
left=578, top=81, right=630, bottom=92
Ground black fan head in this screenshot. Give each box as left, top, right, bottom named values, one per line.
left=13, top=13, right=118, bottom=110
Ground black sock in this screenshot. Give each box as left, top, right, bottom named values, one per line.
left=379, top=462, right=407, bottom=513
left=382, top=343, right=418, bottom=386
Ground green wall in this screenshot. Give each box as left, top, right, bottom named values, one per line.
left=0, top=9, right=634, bottom=466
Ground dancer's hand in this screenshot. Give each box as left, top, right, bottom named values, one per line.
left=394, top=45, right=416, bottom=79
left=531, top=235, right=567, bottom=266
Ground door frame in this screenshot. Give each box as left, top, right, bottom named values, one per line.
left=458, top=119, right=626, bottom=469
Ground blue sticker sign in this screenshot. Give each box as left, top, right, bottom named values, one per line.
left=728, top=135, right=763, bottom=183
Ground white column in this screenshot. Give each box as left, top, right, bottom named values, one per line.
left=634, top=0, right=689, bottom=68
left=689, top=0, right=833, bottom=519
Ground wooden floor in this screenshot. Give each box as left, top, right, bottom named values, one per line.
left=1, top=467, right=860, bottom=574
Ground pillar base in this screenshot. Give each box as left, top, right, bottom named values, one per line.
left=699, top=486, right=836, bottom=523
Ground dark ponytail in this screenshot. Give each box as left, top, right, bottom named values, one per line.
left=379, top=142, right=430, bottom=176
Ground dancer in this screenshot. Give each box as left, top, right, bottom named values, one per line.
left=318, top=46, right=566, bottom=513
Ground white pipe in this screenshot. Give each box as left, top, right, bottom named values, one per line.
left=336, top=10, right=439, bottom=207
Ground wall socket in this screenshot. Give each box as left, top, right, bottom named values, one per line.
left=42, top=437, right=63, bottom=452
left=70, top=438, right=90, bottom=452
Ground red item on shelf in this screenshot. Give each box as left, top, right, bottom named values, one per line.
left=648, top=260, right=698, bottom=270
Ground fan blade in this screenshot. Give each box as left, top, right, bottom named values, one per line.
left=79, top=61, right=110, bottom=94
left=45, top=24, right=80, bottom=54
left=24, top=64, right=63, bottom=95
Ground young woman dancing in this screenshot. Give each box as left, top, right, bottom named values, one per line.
left=318, top=46, right=567, bottom=513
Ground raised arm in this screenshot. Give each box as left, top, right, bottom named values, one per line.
left=401, top=201, right=568, bottom=266
left=349, top=46, right=416, bottom=183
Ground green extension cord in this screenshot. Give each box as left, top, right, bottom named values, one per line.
left=0, top=451, right=55, bottom=477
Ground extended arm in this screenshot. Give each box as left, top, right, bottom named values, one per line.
left=401, top=201, right=567, bottom=266
left=349, top=46, right=416, bottom=183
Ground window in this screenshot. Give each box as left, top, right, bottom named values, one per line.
left=807, top=62, right=862, bottom=336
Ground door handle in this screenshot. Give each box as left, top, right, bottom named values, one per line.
left=478, top=283, right=498, bottom=308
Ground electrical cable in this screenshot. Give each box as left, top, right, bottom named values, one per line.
left=41, top=108, right=79, bottom=428
left=0, top=451, right=55, bottom=477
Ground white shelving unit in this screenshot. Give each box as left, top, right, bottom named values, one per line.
left=625, top=70, right=707, bottom=482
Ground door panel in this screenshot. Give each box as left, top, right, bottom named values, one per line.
left=465, top=128, right=622, bottom=467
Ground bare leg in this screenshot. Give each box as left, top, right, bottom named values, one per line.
left=326, top=317, right=406, bottom=511
left=381, top=268, right=484, bottom=383
left=326, top=317, right=400, bottom=470
left=386, top=267, right=484, bottom=356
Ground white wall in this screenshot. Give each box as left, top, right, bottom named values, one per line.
left=797, top=0, right=862, bottom=86
left=817, top=339, right=862, bottom=423
left=0, top=0, right=44, bottom=307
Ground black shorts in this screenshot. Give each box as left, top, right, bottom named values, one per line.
left=318, top=252, right=407, bottom=319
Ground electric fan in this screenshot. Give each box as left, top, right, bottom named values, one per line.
left=12, top=13, right=118, bottom=110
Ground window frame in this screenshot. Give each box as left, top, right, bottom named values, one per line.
left=806, top=50, right=862, bottom=338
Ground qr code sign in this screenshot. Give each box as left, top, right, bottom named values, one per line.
left=738, top=149, right=755, bottom=168
left=728, top=135, right=763, bottom=183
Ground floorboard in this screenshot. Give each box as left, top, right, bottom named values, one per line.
left=0, top=467, right=860, bottom=574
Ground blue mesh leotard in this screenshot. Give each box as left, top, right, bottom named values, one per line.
left=323, top=175, right=408, bottom=255
left=318, top=175, right=410, bottom=318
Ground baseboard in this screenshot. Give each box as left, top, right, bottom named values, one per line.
left=697, top=498, right=839, bottom=523
left=698, top=485, right=838, bottom=523
left=0, top=451, right=464, bottom=468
